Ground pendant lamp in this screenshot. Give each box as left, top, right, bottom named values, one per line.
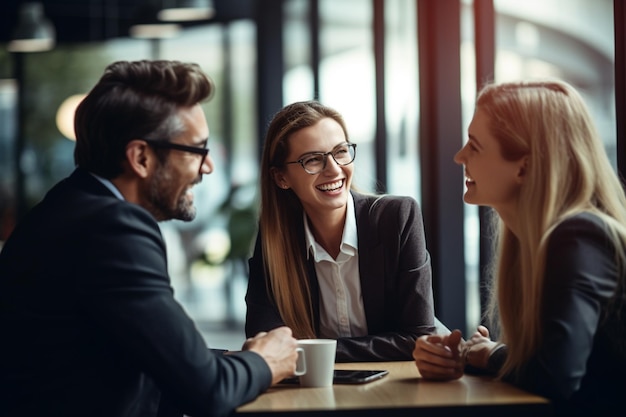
left=157, top=0, right=215, bottom=22
left=8, top=2, right=56, bottom=53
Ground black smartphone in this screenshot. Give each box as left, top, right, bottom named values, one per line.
left=279, top=369, right=388, bottom=385
left=332, top=369, right=389, bottom=384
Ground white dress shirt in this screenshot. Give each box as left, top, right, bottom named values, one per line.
left=304, top=193, right=368, bottom=338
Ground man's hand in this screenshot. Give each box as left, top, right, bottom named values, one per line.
left=243, top=326, right=300, bottom=385
left=413, top=329, right=465, bottom=380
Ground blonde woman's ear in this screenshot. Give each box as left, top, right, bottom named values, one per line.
left=516, top=156, right=529, bottom=183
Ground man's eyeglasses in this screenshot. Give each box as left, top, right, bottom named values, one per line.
left=142, top=138, right=209, bottom=158
left=285, top=143, right=357, bottom=175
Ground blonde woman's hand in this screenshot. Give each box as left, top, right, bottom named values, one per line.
left=462, top=325, right=500, bottom=369
left=413, top=329, right=464, bottom=380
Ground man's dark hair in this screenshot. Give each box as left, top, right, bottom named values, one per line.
left=74, top=60, right=214, bottom=178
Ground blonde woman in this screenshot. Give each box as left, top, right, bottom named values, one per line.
left=413, top=80, right=626, bottom=416
left=246, top=100, right=435, bottom=362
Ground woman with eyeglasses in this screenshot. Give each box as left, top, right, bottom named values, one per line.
left=245, top=100, right=435, bottom=362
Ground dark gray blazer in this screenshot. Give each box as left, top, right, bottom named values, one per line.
left=486, top=212, right=626, bottom=416
left=246, top=191, right=435, bottom=362
left=0, top=168, right=271, bottom=417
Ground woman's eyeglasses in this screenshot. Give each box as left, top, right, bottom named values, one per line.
left=284, top=143, right=357, bottom=175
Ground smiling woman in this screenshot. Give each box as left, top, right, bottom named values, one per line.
left=244, top=100, right=437, bottom=362
left=454, top=107, right=528, bottom=227
left=414, top=80, right=626, bottom=417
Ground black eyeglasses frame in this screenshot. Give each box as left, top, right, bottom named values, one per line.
left=142, top=138, right=209, bottom=158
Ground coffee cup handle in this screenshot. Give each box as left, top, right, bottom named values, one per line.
left=294, top=347, right=306, bottom=376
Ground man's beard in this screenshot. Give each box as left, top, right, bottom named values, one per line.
left=146, top=163, right=197, bottom=222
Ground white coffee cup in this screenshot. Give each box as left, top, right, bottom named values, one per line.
left=296, top=339, right=337, bottom=387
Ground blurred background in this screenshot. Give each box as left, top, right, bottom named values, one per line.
left=0, top=0, right=623, bottom=349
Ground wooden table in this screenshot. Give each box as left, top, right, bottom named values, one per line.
left=236, top=361, right=552, bottom=416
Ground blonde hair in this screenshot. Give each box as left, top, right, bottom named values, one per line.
left=259, top=100, right=351, bottom=338
left=479, top=80, right=626, bottom=376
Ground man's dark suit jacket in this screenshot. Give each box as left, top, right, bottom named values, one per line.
left=0, top=168, right=271, bottom=417
left=246, top=192, right=435, bottom=362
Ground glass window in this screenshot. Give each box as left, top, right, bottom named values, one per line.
left=385, top=0, right=420, bottom=200
left=284, top=0, right=378, bottom=192
left=283, top=0, right=421, bottom=198
left=494, top=0, right=615, bottom=163
left=0, top=79, right=17, bottom=243
left=284, top=0, right=314, bottom=101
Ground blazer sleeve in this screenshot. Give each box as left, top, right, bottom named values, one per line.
left=335, top=195, right=435, bottom=361
left=77, top=202, right=272, bottom=417
left=501, top=214, right=620, bottom=401
left=245, top=231, right=287, bottom=337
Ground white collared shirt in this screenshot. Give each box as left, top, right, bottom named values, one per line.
left=304, top=193, right=368, bottom=338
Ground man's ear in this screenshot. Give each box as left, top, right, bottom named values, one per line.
left=125, top=140, right=152, bottom=178
left=270, top=167, right=289, bottom=190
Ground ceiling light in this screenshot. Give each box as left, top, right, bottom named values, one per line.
left=56, top=94, right=86, bottom=141
left=157, top=0, right=215, bottom=22
left=129, top=23, right=182, bottom=39
left=8, top=2, right=56, bottom=53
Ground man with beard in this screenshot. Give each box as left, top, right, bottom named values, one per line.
left=0, top=60, right=301, bottom=417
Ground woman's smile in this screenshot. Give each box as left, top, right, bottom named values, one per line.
left=316, top=179, right=344, bottom=192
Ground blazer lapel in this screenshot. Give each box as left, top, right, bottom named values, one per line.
left=353, top=192, right=386, bottom=333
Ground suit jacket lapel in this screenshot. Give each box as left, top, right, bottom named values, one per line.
left=354, top=192, right=386, bottom=333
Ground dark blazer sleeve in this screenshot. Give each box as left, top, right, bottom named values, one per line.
left=500, top=214, right=620, bottom=402
left=245, top=232, right=287, bottom=337
left=79, top=202, right=271, bottom=417
left=334, top=194, right=435, bottom=362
